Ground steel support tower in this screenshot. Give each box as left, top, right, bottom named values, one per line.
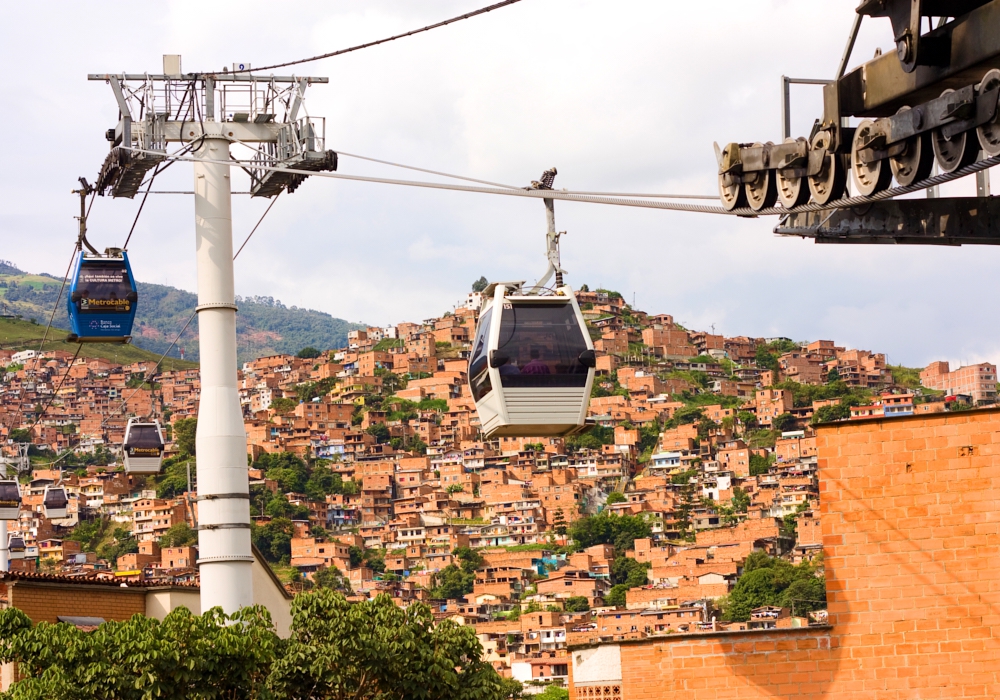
left=89, top=57, right=334, bottom=613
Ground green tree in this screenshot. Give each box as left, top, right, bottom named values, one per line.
left=772, top=413, right=796, bottom=432
left=255, top=452, right=310, bottom=493
left=552, top=508, right=568, bottom=536
left=564, top=596, right=590, bottom=613
left=605, top=584, right=629, bottom=607
left=365, top=423, right=391, bottom=444
left=749, top=452, right=773, bottom=476
left=270, top=397, right=297, bottom=414
left=534, top=686, right=569, bottom=700
left=812, top=403, right=851, bottom=425
left=296, top=346, right=322, bottom=359
left=731, top=486, right=751, bottom=513
left=251, top=517, right=295, bottom=563
left=173, top=417, right=197, bottom=456
left=605, top=491, right=626, bottom=505
left=0, top=605, right=278, bottom=699
left=313, top=566, right=352, bottom=593
left=670, top=469, right=697, bottom=485
left=568, top=513, right=651, bottom=553
left=723, top=555, right=825, bottom=622
left=159, top=522, right=196, bottom=548
left=611, top=557, right=649, bottom=587
left=472, top=276, right=490, bottom=293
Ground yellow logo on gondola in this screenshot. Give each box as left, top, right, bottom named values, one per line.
left=80, top=299, right=131, bottom=311
left=129, top=448, right=162, bottom=456
left=0, top=500, right=18, bottom=508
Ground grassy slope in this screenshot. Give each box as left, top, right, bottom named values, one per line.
left=0, top=317, right=196, bottom=372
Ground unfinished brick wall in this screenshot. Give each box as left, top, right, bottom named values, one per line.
left=569, top=629, right=834, bottom=700
left=570, top=408, right=1000, bottom=699
left=9, top=581, right=147, bottom=624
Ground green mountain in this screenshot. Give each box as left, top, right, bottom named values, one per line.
left=0, top=260, right=363, bottom=364
left=0, top=317, right=196, bottom=371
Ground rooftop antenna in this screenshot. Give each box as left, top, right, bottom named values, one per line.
left=88, top=55, right=334, bottom=615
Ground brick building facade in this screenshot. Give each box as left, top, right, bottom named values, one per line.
left=569, top=407, right=1000, bottom=699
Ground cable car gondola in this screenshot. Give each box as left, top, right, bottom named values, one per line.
left=0, top=479, right=21, bottom=520
left=42, top=485, right=69, bottom=519
left=123, top=418, right=165, bottom=473
left=470, top=282, right=596, bottom=438
left=67, top=248, right=137, bottom=343
left=8, top=535, right=25, bottom=560
left=469, top=168, right=596, bottom=438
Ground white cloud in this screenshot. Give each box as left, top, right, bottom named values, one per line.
left=2, top=1, right=998, bottom=369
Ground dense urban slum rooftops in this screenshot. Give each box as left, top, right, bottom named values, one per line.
left=1, top=287, right=994, bottom=687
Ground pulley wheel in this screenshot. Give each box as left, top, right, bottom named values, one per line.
left=808, top=131, right=846, bottom=206
left=744, top=143, right=778, bottom=211
left=933, top=89, right=980, bottom=173
left=776, top=138, right=809, bottom=209
left=719, top=172, right=747, bottom=211
left=977, top=69, right=1000, bottom=157
left=852, top=120, right=893, bottom=196
left=889, top=108, right=934, bottom=186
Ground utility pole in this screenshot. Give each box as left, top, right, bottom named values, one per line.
left=89, top=56, right=334, bottom=614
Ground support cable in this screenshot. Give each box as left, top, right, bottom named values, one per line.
left=334, top=150, right=522, bottom=190
left=101, top=312, right=196, bottom=428
left=23, top=345, right=82, bottom=434
left=125, top=140, right=200, bottom=249
left=232, top=0, right=524, bottom=74
left=126, top=146, right=1000, bottom=217
left=234, top=192, right=282, bottom=260
left=6, top=246, right=78, bottom=430
left=102, top=189, right=273, bottom=426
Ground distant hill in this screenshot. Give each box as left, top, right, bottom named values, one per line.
left=0, top=317, right=196, bottom=371
left=0, top=263, right=364, bottom=364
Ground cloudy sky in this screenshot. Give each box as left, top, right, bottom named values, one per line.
left=1, top=1, right=996, bottom=368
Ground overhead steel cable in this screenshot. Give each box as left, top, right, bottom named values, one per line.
left=100, top=312, right=196, bottom=428
left=6, top=246, right=78, bottom=430
left=334, top=150, right=522, bottom=190
left=127, top=146, right=1000, bottom=217
left=230, top=0, right=524, bottom=74
left=234, top=192, right=282, bottom=260
left=103, top=196, right=275, bottom=426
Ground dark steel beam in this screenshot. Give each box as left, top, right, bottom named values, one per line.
left=774, top=196, right=1000, bottom=245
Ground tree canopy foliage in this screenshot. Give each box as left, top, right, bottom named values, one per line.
left=0, top=590, right=520, bottom=700
left=723, top=553, right=826, bottom=622
left=569, top=513, right=651, bottom=555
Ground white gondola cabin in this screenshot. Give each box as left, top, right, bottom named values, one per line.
left=0, top=480, right=21, bottom=520
left=470, top=283, right=595, bottom=438
left=8, top=535, right=25, bottom=560
left=42, top=485, right=69, bottom=519
left=123, top=418, right=165, bottom=474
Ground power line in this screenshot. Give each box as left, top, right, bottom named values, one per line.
left=234, top=0, right=525, bottom=74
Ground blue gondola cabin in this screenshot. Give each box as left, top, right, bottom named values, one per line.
left=67, top=249, right=138, bottom=343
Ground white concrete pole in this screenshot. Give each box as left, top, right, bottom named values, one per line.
left=193, top=126, right=253, bottom=613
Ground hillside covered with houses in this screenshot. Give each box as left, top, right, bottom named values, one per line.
left=1, top=282, right=995, bottom=693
